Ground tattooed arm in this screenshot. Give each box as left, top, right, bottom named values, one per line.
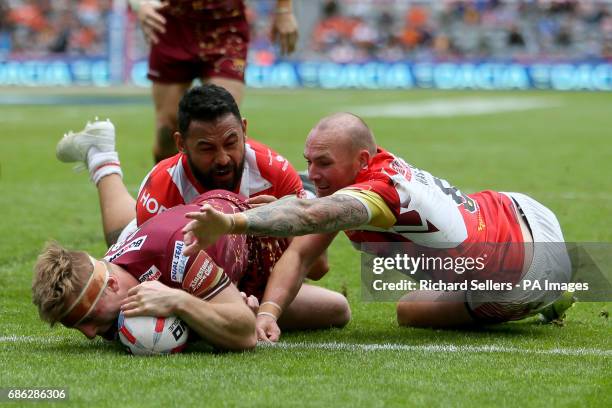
left=182, top=195, right=369, bottom=256
left=243, top=194, right=369, bottom=236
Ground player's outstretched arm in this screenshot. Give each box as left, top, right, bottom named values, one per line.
left=182, top=195, right=368, bottom=256
left=121, top=281, right=256, bottom=351
left=256, top=233, right=337, bottom=342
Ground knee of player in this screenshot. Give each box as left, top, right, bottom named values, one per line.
left=396, top=300, right=425, bottom=328
left=331, top=293, right=351, bottom=327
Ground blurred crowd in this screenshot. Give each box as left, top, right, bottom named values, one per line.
left=308, top=0, right=612, bottom=62
left=1, top=0, right=611, bottom=61
left=0, top=0, right=111, bottom=58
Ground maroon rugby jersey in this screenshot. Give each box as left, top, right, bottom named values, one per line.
left=105, top=190, right=286, bottom=300
left=105, top=191, right=249, bottom=300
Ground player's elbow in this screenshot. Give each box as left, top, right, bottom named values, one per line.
left=228, top=311, right=257, bottom=351
left=225, top=331, right=257, bottom=351
left=241, top=331, right=258, bottom=350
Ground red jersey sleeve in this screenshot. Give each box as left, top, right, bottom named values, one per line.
left=246, top=139, right=306, bottom=199
left=266, top=157, right=305, bottom=198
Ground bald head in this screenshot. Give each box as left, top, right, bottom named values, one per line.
left=308, top=113, right=376, bottom=155
left=304, top=113, right=378, bottom=196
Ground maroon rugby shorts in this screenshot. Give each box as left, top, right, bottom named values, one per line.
left=147, top=13, right=249, bottom=83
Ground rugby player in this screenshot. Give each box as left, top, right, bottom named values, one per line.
left=55, top=85, right=350, bottom=337
left=181, top=112, right=573, bottom=340
left=32, top=190, right=346, bottom=351
left=32, top=192, right=262, bottom=350
left=128, top=0, right=299, bottom=161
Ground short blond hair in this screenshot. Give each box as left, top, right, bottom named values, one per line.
left=32, top=242, right=92, bottom=326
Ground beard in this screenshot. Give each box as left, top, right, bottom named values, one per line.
left=186, top=151, right=245, bottom=192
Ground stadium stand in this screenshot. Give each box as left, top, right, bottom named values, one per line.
left=2, top=0, right=611, bottom=61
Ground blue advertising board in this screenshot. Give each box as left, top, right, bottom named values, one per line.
left=1, top=59, right=611, bottom=91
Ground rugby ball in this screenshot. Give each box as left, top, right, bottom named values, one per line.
left=117, top=312, right=189, bottom=356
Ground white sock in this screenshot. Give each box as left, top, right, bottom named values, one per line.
left=87, top=149, right=122, bottom=185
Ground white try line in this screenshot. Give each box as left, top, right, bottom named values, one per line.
left=259, top=341, right=612, bottom=357
left=0, top=335, right=65, bottom=344
left=3, top=336, right=610, bottom=357
left=348, top=97, right=562, bottom=118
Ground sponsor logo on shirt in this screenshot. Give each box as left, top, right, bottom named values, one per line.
left=104, top=236, right=148, bottom=263
left=170, top=241, right=189, bottom=282
left=139, top=189, right=168, bottom=216
left=390, top=158, right=412, bottom=179
left=138, top=265, right=162, bottom=282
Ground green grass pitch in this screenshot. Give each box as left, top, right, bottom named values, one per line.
left=0, top=88, right=610, bottom=407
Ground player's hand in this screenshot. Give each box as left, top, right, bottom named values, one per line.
left=120, top=280, right=183, bottom=317
left=256, top=313, right=281, bottom=343
left=270, top=11, right=298, bottom=55
left=246, top=195, right=277, bottom=208
left=137, top=0, right=169, bottom=44
left=240, top=292, right=260, bottom=314
left=182, top=204, right=233, bottom=256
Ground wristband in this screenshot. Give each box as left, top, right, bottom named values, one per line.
left=260, top=301, right=283, bottom=313
left=257, top=311, right=278, bottom=321
left=275, top=7, right=292, bottom=14
left=230, top=213, right=248, bottom=234
left=258, top=301, right=282, bottom=320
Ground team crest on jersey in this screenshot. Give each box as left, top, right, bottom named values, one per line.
left=104, top=236, right=148, bottom=263
left=138, top=265, right=162, bottom=282
left=170, top=241, right=189, bottom=282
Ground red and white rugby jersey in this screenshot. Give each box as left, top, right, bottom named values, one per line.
left=136, top=139, right=305, bottom=226
left=106, top=192, right=251, bottom=300
left=336, top=147, right=525, bottom=279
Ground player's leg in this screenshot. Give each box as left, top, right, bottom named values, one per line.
left=151, top=81, right=191, bottom=162
left=205, top=77, right=245, bottom=106
left=96, top=175, right=137, bottom=246
left=396, top=291, right=475, bottom=328
left=505, top=192, right=574, bottom=323
left=278, top=284, right=351, bottom=330
left=56, top=119, right=136, bottom=246
left=199, top=13, right=248, bottom=107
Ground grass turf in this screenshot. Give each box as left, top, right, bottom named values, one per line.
left=0, top=88, right=610, bottom=407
